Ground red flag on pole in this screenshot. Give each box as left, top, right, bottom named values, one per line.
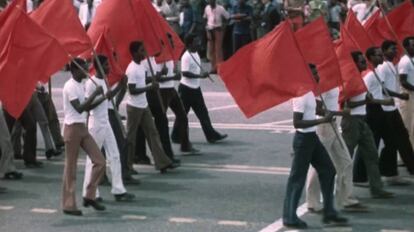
left=87, top=0, right=162, bottom=71
left=218, top=21, right=316, bottom=118
left=132, top=0, right=184, bottom=63
left=364, top=10, right=392, bottom=46
left=335, top=26, right=367, bottom=102
left=344, top=10, right=374, bottom=53
left=0, top=6, right=68, bottom=118
left=380, top=0, right=414, bottom=41
left=92, top=30, right=124, bottom=86
left=295, top=17, right=342, bottom=94
left=30, top=0, right=92, bottom=57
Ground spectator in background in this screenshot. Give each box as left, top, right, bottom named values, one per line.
left=284, top=0, right=305, bottom=31
left=78, top=0, right=102, bottom=30
left=328, top=0, right=343, bottom=31
left=180, top=0, right=196, bottom=39
left=230, top=0, right=253, bottom=53
left=161, top=0, right=182, bottom=35
left=153, top=0, right=164, bottom=13
left=308, top=0, right=328, bottom=22
left=258, top=0, right=281, bottom=38
left=191, top=0, right=208, bottom=58
left=250, top=0, right=263, bottom=40
left=203, top=0, right=230, bottom=73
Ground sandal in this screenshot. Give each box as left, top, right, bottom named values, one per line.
left=4, top=171, right=23, bottom=180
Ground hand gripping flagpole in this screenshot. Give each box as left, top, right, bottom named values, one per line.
left=188, top=51, right=214, bottom=82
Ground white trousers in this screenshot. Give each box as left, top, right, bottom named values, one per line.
left=306, top=122, right=358, bottom=209
left=82, top=120, right=126, bottom=197
left=399, top=91, right=414, bottom=146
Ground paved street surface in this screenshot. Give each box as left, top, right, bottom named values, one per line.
left=1, top=71, right=413, bottom=232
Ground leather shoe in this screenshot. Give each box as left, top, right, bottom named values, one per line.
left=323, top=215, right=349, bottom=226
left=371, top=190, right=394, bottom=199
left=83, top=198, right=106, bottom=211
left=63, top=209, right=82, bottom=216
left=114, top=193, right=135, bottom=202
left=160, top=163, right=180, bottom=174
left=4, top=171, right=23, bottom=180
left=207, top=134, right=228, bottom=143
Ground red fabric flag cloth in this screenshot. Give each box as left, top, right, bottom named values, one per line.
left=133, top=0, right=184, bottom=63
left=92, top=30, right=124, bottom=86
left=0, top=7, right=68, bottom=118
left=218, top=21, right=316, bottom=118
left=87, top=0, right=162, bottom=71
left=344, top=10, right=375, bottom=53
left=334, top=28, right=367, bottom=103
left=30, top=0, right=92, bottom=57
left=364, top=10, right=392, bottom=46
left=295, top=17, right=342, bottom=94
left=380, top=0, right=414, bottom=41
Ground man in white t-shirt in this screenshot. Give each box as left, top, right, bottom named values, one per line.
left=306, top=85, right=365, bottom=212
left=81, top=55, right=135, bottom=202
left=203, top=0, right=230, bottom=73
left=151, top=59, right=200, bottom=154
left=378, top=40, right=414, bottom=184
left=283, top=64, right=348, bottom=229
left=172, top=34, right=227, bottom=143
left=341, top=51, right=393, bottom=198
left=398, top=37, right=414, bottom=147
left=351, top=0, right=378, bottom=24
left=78, top=0, right=101, bottom=29
left=61, top=58, right=106, bottom=216
left=125, top=41, right=174, bottom=175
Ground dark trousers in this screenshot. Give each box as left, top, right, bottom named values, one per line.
left=37, top=91, right=64, bottom=147
left=232, top=33, right=251, bottom=54
left=108, top=109, right=129, bottom=178
left=283, top=132, right=336, bottom=224
left=162, top=88, right=191, bottom=151
left=173, top=84, right=221, bottom=141
left=3, top=108, right=37, bottom=164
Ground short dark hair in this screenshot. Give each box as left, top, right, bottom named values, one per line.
left=381, top=40, right=397, bottom=51
left=129, top=41, right=144, bottom=55
left=93, top=54, right=108, bottom=70
left=365, top=46, right=379, bottom=61
left=70, top=58, right=87, bottom=72
left=403, top=36, right=414, bottom=48
left=351, top=51, right=363, bottom=63
left=184, top=34, right=196, bottom=47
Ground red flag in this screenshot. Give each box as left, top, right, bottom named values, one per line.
left=218, top=22, right=316, bottom=118
left=30, top=0, right=92, bottom=57
left=88, top=0, right=162, bottom=71
left=92, top=30, right=124, bottom=86
left=344, top=10, right=375, bottom=53
left=335, top=27, right=367, bottom=102
left=380, top=0, right=414, bottom=42
left=133, top=0, right=184, bottom=63
left=295, top=17, right=342, bottom=94
left=364, top=10, right=392, bottom=46
left=0, top=7, right=68, bottom=118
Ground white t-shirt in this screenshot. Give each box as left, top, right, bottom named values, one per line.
left=85, top=76, right=109, bottom=125
left=398, top=55, right=414, bottom=87
left=159, top=61, right=175, bottom=89
left=78, top=0, right=102, bottom=27
left=126, top=61, right=148, bottom=109
left=352, top=3, right=378, bottom=24
left=320, top=87, right=340, bottom=111
left=180, top=51, right=201, bottom=89
left=203, top=5, right=230, bottom=30
left=292, top=91, right=317, bottom=133
left=63, top=78, right=87, bottom=125
left=349, top=92, right=367, bottom=115
left=363, top=69, right=383, bottom=100
left=379, top=61, right=398, bottom=111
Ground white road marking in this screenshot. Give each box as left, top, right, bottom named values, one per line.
left=169, top=217, right=197, bottom=223
left=259, top=204, right=308, bottom=232
left=381, top=230, right=412, bottom=232
left=121, top=215, right=147, bottom=220
left=31, top=208, right=57, bottom=214
left=218, top=220, right=248, bottom=226
left=0, top=206, right=14, bottom=210
left=323, top=227, right=353, bottom=231
left=184, top=163, right=290, bottom=172
left=181, top=166, right=289, bottom=175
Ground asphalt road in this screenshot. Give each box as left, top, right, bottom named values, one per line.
left=0, top=70, right=413, bottom=232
